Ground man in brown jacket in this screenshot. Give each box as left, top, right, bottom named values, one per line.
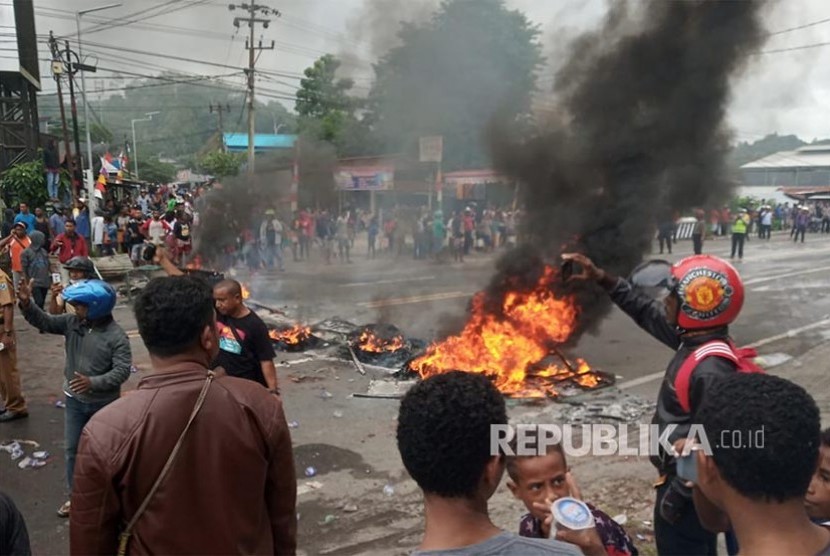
left=70, top=275, right=297, bottom=554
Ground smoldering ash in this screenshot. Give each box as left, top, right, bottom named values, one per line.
left=488, top=0, right=771, bottom=340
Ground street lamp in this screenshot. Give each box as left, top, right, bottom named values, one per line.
left=76, top=2, right=122, bottom=208
left=131, top=111, right=159, bottom=181
left=272, top=113, right=284, bottom=135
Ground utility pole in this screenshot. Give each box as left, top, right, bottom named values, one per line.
left=209, top=103, right=231, bottom=152
left=228, top=3, right=279, bottom=175
left=64, top=41, right=84, bottom=198
left=48, top=32, right=75, bottom=203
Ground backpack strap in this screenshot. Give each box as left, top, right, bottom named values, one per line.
left=675, top=340, right=738, bottom=413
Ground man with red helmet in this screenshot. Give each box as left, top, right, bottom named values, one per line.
left=562, top=252, right=745, bottom=556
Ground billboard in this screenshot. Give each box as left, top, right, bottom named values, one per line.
left=334, top=165, right=394, bottom=191
left=419, top=135, right=443, bottom=163
left=0, top=1, right=41, bottom=88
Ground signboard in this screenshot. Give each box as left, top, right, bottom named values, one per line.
left=0, top=2, right=41, bottom=88
left=419, top=136, right=443, bottom=163
left=334, top=166, right=394, bottom=191
left=0, top=5, right=17, bottom=74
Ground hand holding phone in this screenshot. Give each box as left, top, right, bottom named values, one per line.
left=676, top=443, right=701, bottom=484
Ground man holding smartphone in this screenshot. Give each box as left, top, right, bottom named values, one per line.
left=562, top=252, right=745, bottom=556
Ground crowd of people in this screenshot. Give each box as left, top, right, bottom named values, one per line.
left=659, top=200, right=829, bottom=259
left=5, top=176, right=830, bottom=554
left=234, top=204, right=522, bottom=270
left=0, top=243, right=828, bottom=554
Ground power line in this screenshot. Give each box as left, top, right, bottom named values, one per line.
left=71, top=0, right=214, bottom=39
left=767, top=16, right=830, bottom=37
left=758, top=41, right=830, bottom=55
left=0, top=31, right=308, bottom=80
left=32, top=7, right=375, bottom=69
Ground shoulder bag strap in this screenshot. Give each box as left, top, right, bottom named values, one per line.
left=117, top=371, right=215, bottom=556
left=674, top=341, right=736, bottom=413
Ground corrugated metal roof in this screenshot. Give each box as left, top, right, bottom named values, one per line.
left=222, top=133, right=297, bottom=151
left=741, top=146, right=830, bottom=169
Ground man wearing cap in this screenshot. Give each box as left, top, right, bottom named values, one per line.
left=50, top=256, right=96, bottom=316
left=0, top=223, right=31, bottom=291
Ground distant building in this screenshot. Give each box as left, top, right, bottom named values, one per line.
left=740, top=145, right=830, bottom=203
left=222, top=133, right=297, bottom=153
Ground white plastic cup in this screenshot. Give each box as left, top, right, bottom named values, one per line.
left=551, top=497, right=595, bottom=534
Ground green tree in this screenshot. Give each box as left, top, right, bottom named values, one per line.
left=198, top=150, right=244, bottom=177
left=136, top=156, right=177, bottom=184
left=366, top=0, right=543, bottom=170
left=729, top=133, right=806, bottom=168
left=78, top=122, right=114, bottom=145
left=0, top=157, right=51, bottom=207
left=295, top=55, right=360, bottom=146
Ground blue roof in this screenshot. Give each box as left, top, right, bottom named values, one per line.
left=223, top=133, right=297, bottom=151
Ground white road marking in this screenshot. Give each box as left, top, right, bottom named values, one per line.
left=744, top=265, right=830, bottom=286
left=617, top=318, right=830, bottom=390
left=340, top=276, right=436, bottom=288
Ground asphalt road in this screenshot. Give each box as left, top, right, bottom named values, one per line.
left=248, top=230, right=830, bottom=390
left=4, top=230, right=830, bottom=554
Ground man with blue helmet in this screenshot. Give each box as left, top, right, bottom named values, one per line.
left=18, top=278, right=131, bottom=519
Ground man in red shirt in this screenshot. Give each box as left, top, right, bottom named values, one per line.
left=51, top=219, right=89, bottom=264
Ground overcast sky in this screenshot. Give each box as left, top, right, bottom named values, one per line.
left=21, top=0, right=830, bottom=143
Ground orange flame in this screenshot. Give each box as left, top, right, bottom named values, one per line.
left=409, top=266, right=605, bottom=398
left=269, top=325, right=312, bottom=345
left=356, top=329, right=406, bottom=353
left=241, top=284, right=251, bottom=300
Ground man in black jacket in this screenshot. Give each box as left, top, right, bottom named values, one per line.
left=563, top=252, right=745, bottom=555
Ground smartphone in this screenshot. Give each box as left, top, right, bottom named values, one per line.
left=51, top=273, right=62, bottom=285
left=561, top=260, right=574, bottom=281
left=676, top=450, right=699, bottom=483
left=561, top=259, right=581, bottom=282
left=142, top=243, right=157, bottom=262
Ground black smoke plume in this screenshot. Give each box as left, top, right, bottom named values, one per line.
left=487, top=0, right=770, bottom=339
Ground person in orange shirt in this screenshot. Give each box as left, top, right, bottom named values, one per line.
left=0, top=223, right=32, bottom=291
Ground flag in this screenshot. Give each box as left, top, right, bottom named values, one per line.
left=100, top=155, right=119, bottom=175
left=96, top=170, right=107, bottom=194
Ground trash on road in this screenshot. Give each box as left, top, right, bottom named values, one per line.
left=17, top=456, right=46, bottom=469
left=383, top=484, right=395, bottom=496
left=288, top=420, right=299, bottom=429
left=296, top=481, right=324, bottom=496
left=304, top=466, right=317, bottom=477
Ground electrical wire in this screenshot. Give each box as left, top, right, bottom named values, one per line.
left=758, top=41, right=830, bottom=55
left=767, top=16, right=830, bottom=37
